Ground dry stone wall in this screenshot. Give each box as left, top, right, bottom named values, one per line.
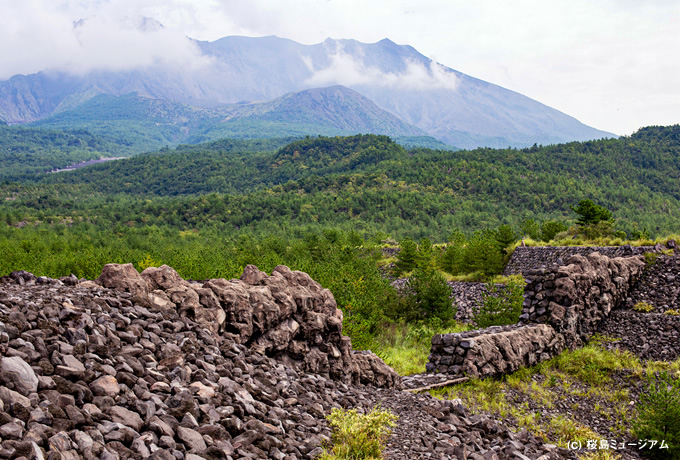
left=504, top=245, right=655, bottom=276
left=428, top=252, right=648, bottom=378
left=427, top=324, right=565, bottom=378
left=94, top=263, right=400, bottom=388
left=520, top=252, right=646, bottom=347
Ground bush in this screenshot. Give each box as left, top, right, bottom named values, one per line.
left=473, top=279, right=525, bottom=328
left=541, top=220, right=568, bottom=242
left=319, top=406, right=398, bottom=460
left=403, top=267, right=455, bottom=323
left=632, top=372, right=680, bottom=459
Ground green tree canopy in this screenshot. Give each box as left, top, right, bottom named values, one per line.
left=570, top=199, right=613, bottom=226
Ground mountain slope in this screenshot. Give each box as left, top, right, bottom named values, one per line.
left=198, top=85, right=426, bottom=140
left=18, top=126, right=679, bottom=239
left=0, top=36, right=614, bottom=149
left=27, top=88, right=445, bottom=152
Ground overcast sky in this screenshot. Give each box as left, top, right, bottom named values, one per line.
left=2, top=0, right=679, bottom=135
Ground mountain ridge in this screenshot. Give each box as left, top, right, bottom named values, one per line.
left=0, top=35, right=616, bottom=148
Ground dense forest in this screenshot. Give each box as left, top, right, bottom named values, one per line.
left=2, top=126, right=679, bottom=240
left=0, top=124, right=124, bottom=182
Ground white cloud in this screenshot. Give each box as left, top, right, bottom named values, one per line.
left=0, top=0, right=213, bottom=79
left=302, top=49, right=459, bottom=91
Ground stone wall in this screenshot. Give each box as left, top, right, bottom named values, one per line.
left=520, top=252, right=646, bottom=347
left=427, top=324, right=565, bottom=378
left=503, top=245, right=656, bottom=276
left=94, top=263, right=400, bottom=388
left=428, top=252, right=648, bottom=378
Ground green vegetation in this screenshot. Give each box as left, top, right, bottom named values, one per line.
left=319, top=406, right=397, bottom=460
left=401, top=267, right=454, bottom=323
left=473, top=278, right=525, bottom=328
left=0, top=124, right=123, bottom=181
left=632, top=372, right=680, bottom=459
left=3, top=127, right=680, bottom=242
left=571, top=199, right=613, bottom=226
left=376, top=321, right=469, bottom=375
left=634, top=302, right=655, bottom=313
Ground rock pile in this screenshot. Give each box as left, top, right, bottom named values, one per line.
left=0, top=266, right=572, bottom=459
left=94, top=263, right=399, bottom=388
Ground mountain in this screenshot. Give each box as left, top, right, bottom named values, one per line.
left=27, top=88, right=449, bottom=153
left=30, top=93, right=222, bottom=153
left=0, top=35, right=615, bottom=148
left=189, top=85, right=427, bottom=143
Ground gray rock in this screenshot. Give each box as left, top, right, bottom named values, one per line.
left=0, top=356, right=38, bottom=395
left=176, top=426, right=207, bottom=452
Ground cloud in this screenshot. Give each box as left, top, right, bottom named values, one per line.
left=0, top=0, right=213, bottom=79
left=302, top=48, right=459, bottom=91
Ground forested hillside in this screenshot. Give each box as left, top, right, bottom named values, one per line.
left=0, top=125, right=122, bottom=182
left=4, top=126, right=677, bottom=240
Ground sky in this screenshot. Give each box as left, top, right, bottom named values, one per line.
left=1, top=0, right=679, bottom=135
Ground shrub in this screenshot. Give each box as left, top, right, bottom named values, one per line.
left=632, top=372, right=680, bottom=459
left=473, top=279, right=525, bottom=328
left=665, top=309, right=680, bottom=316
left=393, top=237, right=418, bottom=276
left=541, top=220, right=568, bottom=242
left=403, top=267, right=455, bottom=323
left=319, top=406, right=397, bottom=460
left=634, top=301, right=655, bottom=313
left=645, top=252, right=661, bottom=266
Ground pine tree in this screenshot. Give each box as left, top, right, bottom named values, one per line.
left=393, top=237, right=418, bottom=276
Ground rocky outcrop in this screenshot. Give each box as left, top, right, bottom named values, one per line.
left=428, top=252, right=647, bottom=378
left=0, top=268, right=571, bottom=459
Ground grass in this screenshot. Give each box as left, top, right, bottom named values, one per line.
left=510, top=232, right=680, bottom=248
left=376, top=320, right=469, bottom=375
left=319, top=406, right=397, bottom=460
left=548, top=343, right=641, bottom=384
left=633, top=301, right=655, bottom=312
left=427, top=339, right=677, bottom=455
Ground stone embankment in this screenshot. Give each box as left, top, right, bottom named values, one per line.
left=503, top=244, right=657, bottom=276
left=428, top=252, right=648, bottom=378
left=0, top=266, right=572, bottom=459
left=599, top=251, right=680, bottom=361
